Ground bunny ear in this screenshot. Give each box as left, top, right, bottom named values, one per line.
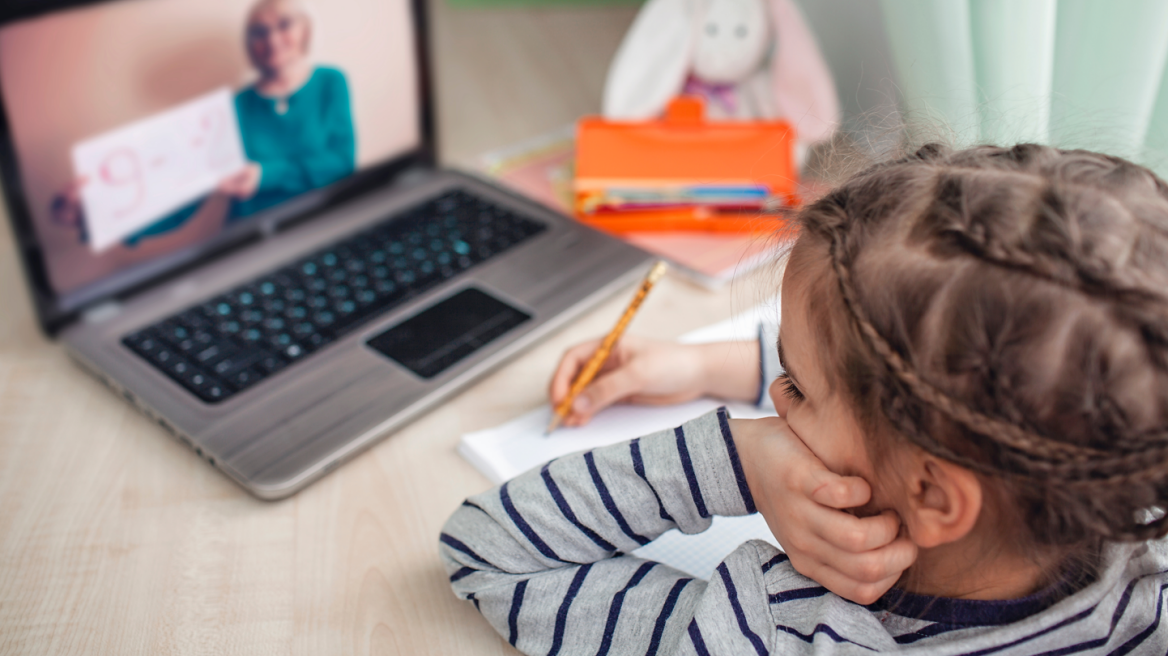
left=602, top=0, right=697, bottom=120
left=768, top=0, right=840, bottom=145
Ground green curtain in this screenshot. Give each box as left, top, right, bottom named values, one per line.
left=880, top=0, right=1168, bottom=175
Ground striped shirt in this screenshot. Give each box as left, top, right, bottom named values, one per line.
left=440, top=407, right=1168, bottom=655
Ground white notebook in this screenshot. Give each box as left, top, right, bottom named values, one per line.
left=458, top=306, right=783, bottom=579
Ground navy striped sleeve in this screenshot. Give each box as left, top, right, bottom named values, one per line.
left=508, top=579, right=528, bottom=647
left=500, top=482, right=563, bottom=561
left=768, top=586, right=829, bottom=605
left=440, top=532, right=495, bottom=568
left=675, top=425, right=710, bottom=518
left=717, top=563, right=769, bottom=656
left=761, top=553, right=789, bottom=573
left=596, top=563, right=657, bottom=656
left=647, top=578, right=693, bottom=656
left=541, top=463, right=618, bottom=552
left=630, top=438, right=675, bottom=523
left=449, top=566, right=476, bottom=583
left=716, top=406, right=756, bottom=514
left=1105, top=582, right=1167, bottom=655
left=774, top=623, right=875, bottom=651
left=547, top=564, right=593, bottom=656
left=585, top=451, right=652, bottom=545
left=688, top=619, right=711, bottom=656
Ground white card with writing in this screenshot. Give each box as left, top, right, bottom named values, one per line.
left=72, top=87, right=246, bottom=252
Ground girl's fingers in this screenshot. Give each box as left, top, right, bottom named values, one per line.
left=570, top=366, right=644, bottom=420
left=791, top=531, right=916, bottom=591
left=757, top=421, right=871, bottom=511
left=797, top=559, right=903, bottom=605
left=548, top=339, right=602, bottom=403
left=826, top=534, right=917, bottom=586
left=805, top=506, right=902, bottom=553
left=807, top=473, right=872, bottom=510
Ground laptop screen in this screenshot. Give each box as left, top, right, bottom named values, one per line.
left=0, top=0, right=422, bottom=317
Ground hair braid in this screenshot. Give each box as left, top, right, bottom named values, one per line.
left=829, top=227, right=1168, bottom=538
left=802, top=143, right=1168, bottom=543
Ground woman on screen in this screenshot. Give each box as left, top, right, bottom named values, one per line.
left=53, top=0, right=356, bottom=245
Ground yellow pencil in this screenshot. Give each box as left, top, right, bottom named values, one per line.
left=546, top=261, right=668, bottom=435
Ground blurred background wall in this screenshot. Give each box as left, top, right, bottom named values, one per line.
left=431, top=0, right=902, bottom=166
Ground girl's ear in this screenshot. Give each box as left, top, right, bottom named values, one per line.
left=603, top=0, right=697, bottom=119
left=901, top=457, right=983, bottom=549
left=766, top=0, right=839, bottom=145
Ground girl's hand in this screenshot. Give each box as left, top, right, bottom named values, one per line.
left=730, top=416, right=918, bottom=604
left=549, top=337, right=708, bottom=427
left=548, top=336, right=760, bottom=428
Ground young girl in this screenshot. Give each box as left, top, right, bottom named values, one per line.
left=440, top=143, right=1168, bottom=654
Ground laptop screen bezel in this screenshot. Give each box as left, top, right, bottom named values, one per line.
left=0, top=0, right=437, bottom=336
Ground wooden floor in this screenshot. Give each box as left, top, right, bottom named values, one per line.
left=0, top=4, right=780, bottom=654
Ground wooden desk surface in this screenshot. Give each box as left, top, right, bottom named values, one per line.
left=0, top=5, right=776, bottom=653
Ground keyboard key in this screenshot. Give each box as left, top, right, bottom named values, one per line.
left=150, top=348, right=176, bottom=367
left=195, top=343, right=235, bottom=365
left=228, top=368, right=262, bottom=389
left=212, top=350, right=263, bottom=377
left=256, top=354, right=287, bottom=375
left=304, top=333, right=330, bottom=349
left=125, top=331, right=162, bottom=357
left=199, top=383, right=228, bottom=403
left=168, top=358, right=194, bottom=377
left=192, top=330, right=215, bottom=348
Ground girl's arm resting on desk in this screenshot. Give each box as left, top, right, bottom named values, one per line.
left=440, top=408, right=770, bottom=655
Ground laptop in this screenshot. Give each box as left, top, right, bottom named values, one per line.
left=0, top=0, right=651, bottom=499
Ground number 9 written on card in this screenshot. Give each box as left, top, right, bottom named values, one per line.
left=71, top=87, right=246, bottom=252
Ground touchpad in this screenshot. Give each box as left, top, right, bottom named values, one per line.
left=367, top=287, right=531, bottom=379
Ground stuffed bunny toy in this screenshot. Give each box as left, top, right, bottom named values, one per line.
left=603, top=0, right=840, bottom=150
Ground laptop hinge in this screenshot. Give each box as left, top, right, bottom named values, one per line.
left=81, top=300, right=123, bottom=324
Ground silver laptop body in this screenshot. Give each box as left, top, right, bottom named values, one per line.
left=0, top=0, right=651, bottom=499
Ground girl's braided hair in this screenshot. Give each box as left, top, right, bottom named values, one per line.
left=795, top=143, right=1168, bottom=546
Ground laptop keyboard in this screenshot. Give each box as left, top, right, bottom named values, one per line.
left=122, top=190, right=547, bottom=403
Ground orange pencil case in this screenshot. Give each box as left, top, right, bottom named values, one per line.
left=574, top=96, right=799, bottom=234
